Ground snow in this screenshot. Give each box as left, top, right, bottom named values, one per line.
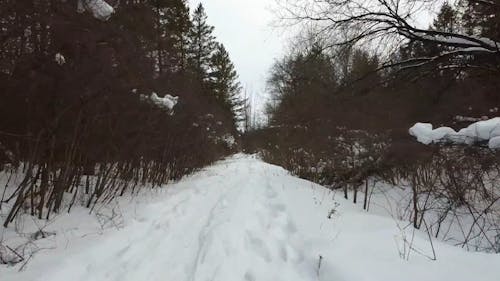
left=2, top=155, right=500, bottom=281
left=409, top=118, right=500, bottom=148
left=150, top=92, right=179, bottom=112
left=409, top=123, right=433, bottom=144
left=140, top=92, right=179, bottom=113
left=458, top=46, right=497, bottom=53
left=459, top=117, right=500, bottom=140
left=455, top=115, right=486, bottom=122
left=409, top=123, right=455, bottom=145
left=221, top=134, right=236, bottom=149
left=489, top=136, right=500, bottom=149
left=54, top=53, right=65, bottom=65
left=413, top=32, right=500, bottom=51
left=77, top=0, right=114, bottom=21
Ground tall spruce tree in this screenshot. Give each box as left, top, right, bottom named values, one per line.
left=162, top=0, right=192, bottom=73
left=152, top=0, right=168, bottom=75
left=209, top=43, right=244, bottom=123
left=432, top=2, right=460, bottom=33
left=188, top=3, right=216, bottom=80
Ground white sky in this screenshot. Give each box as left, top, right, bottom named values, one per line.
left=188, top=0, right=286, bottom=116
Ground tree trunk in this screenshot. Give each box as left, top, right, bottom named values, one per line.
left=363, top=180, right=369, bottom=210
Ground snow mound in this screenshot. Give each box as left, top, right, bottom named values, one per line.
left=77, top=0, right=114, bottom=21
left=409, top=118, right=500, bottom=149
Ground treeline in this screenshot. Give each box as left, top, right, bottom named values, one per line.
left=245, top=1, right=500, bottom=252
left=0, top=1, right=245, bottom=226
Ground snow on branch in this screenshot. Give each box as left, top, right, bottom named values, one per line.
left=469, top=0, right=499, bottom=7
left=77, top=0, right=115, bottom=21
left=403, top=30, right=500, bottom=53
left=409, top=118, right=500, bottom=149
left=140, top=92, right=179, bottom=114
left=54, top=53, right=66, bottom=65
left=280, top=0, right=500, bottom=58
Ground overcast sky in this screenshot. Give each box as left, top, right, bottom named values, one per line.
left=188, top=0, right=286, bottom=116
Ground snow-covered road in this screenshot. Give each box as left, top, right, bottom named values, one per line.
left=3, top=155, right=500, bottom=281
left=53, top=156, right=310, bottom=281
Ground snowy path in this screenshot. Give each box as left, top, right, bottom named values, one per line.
left=2, top=155, right=500, bottom=281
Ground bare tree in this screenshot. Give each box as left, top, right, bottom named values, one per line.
left=276, top=0, right=500, bottom=72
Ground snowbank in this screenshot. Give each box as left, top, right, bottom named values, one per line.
left=409, top=117, right=500, bottom=149
left=77, top=0, right=114, bottom=21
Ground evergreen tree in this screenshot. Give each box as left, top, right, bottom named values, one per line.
left=399, top=2, right=463, bottom=74
left=432, top=2, right=460, bottom=33
left=266, top=44, right=337, bottom=126
left=209, top=43, right=244, bottom=123
left=153, top=0, right=169, bottom=75
left=346, top=49, right=380, bottom=95
left=161, top=0, right=192, bottom=73
left=188, top=3, right=216, bottom=80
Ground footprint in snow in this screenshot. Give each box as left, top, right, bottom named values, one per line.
left=245, top=230, right=272, bottom=262
left=244, top=271, right=256, bottom=281
left=269, top=203, right=286, bottom=213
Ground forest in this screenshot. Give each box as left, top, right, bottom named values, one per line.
left=0, top=0, right=245, bottom=226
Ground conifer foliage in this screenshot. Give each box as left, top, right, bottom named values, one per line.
left=188, top=3, right=216, bottom=80
left=209, top=43, right=244, bottom=124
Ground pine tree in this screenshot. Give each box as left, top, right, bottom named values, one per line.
left=432, top=2, right=460, bottom=33
left=188, top=3, right=216, bottom=80
left=347, top=49, right=380, bottom=95
left=162, top=0, right=192, bottom=73
left=153, top=0, right=168, bottom=75
left=209, top=43, right=244, bottom=123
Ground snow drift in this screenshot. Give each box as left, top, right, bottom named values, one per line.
left=409, top=117, right=500, bottom=149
